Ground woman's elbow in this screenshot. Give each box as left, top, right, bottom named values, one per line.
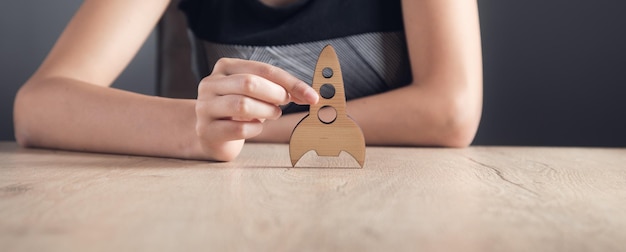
left=432, top=92, right=482, bottom=148
left=438, top=120, right=480, bottom=148
left=13, top=82, right=39, bottom=148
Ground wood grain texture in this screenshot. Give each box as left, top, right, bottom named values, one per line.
left=289, top=45, right=365, bottom=167
left=1, top=142, right=625, bottom=252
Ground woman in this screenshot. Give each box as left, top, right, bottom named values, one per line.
left=13, top=0, right=483, bottom=161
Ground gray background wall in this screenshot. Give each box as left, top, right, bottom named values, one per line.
left=1, top=0, right=625, bottom=147
left=476, top=0, right=626, bottom=146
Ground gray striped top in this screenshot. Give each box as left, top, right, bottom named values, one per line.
left=189, top=31, right=413, bottom=113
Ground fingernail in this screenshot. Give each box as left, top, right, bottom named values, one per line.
left=276, top=108, right=283, bottom=119
left=305, top=88, right=319, bottom=104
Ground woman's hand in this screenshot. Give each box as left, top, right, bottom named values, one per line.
left=195, top=58, right=319, bottom=161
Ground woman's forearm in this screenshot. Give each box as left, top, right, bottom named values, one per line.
left=344, top=83, right=481, bottom=147
left=252, top=81, right=481, bottom=147
left=13, top=77, right=207, bottom=160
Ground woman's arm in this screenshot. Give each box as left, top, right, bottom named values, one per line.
left=14, top=0, right=184, bottom=155
left=14, top=0, right=317, bottom=161
left=253, top=0, right=483, bottom=147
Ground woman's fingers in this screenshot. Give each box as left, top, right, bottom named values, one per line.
left=212, top=58, right=319, bottom=105
left=196, top=119, right=264, bottom=143
left=198, top=94, right=282, bottom=121
left=201, top=74, right=290, bottom=106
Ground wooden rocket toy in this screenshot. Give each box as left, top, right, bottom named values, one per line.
left=289, top=45, right=366, bottom=167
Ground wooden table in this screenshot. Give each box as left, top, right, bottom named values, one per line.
left=1, top=142, right=625, bottom=251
